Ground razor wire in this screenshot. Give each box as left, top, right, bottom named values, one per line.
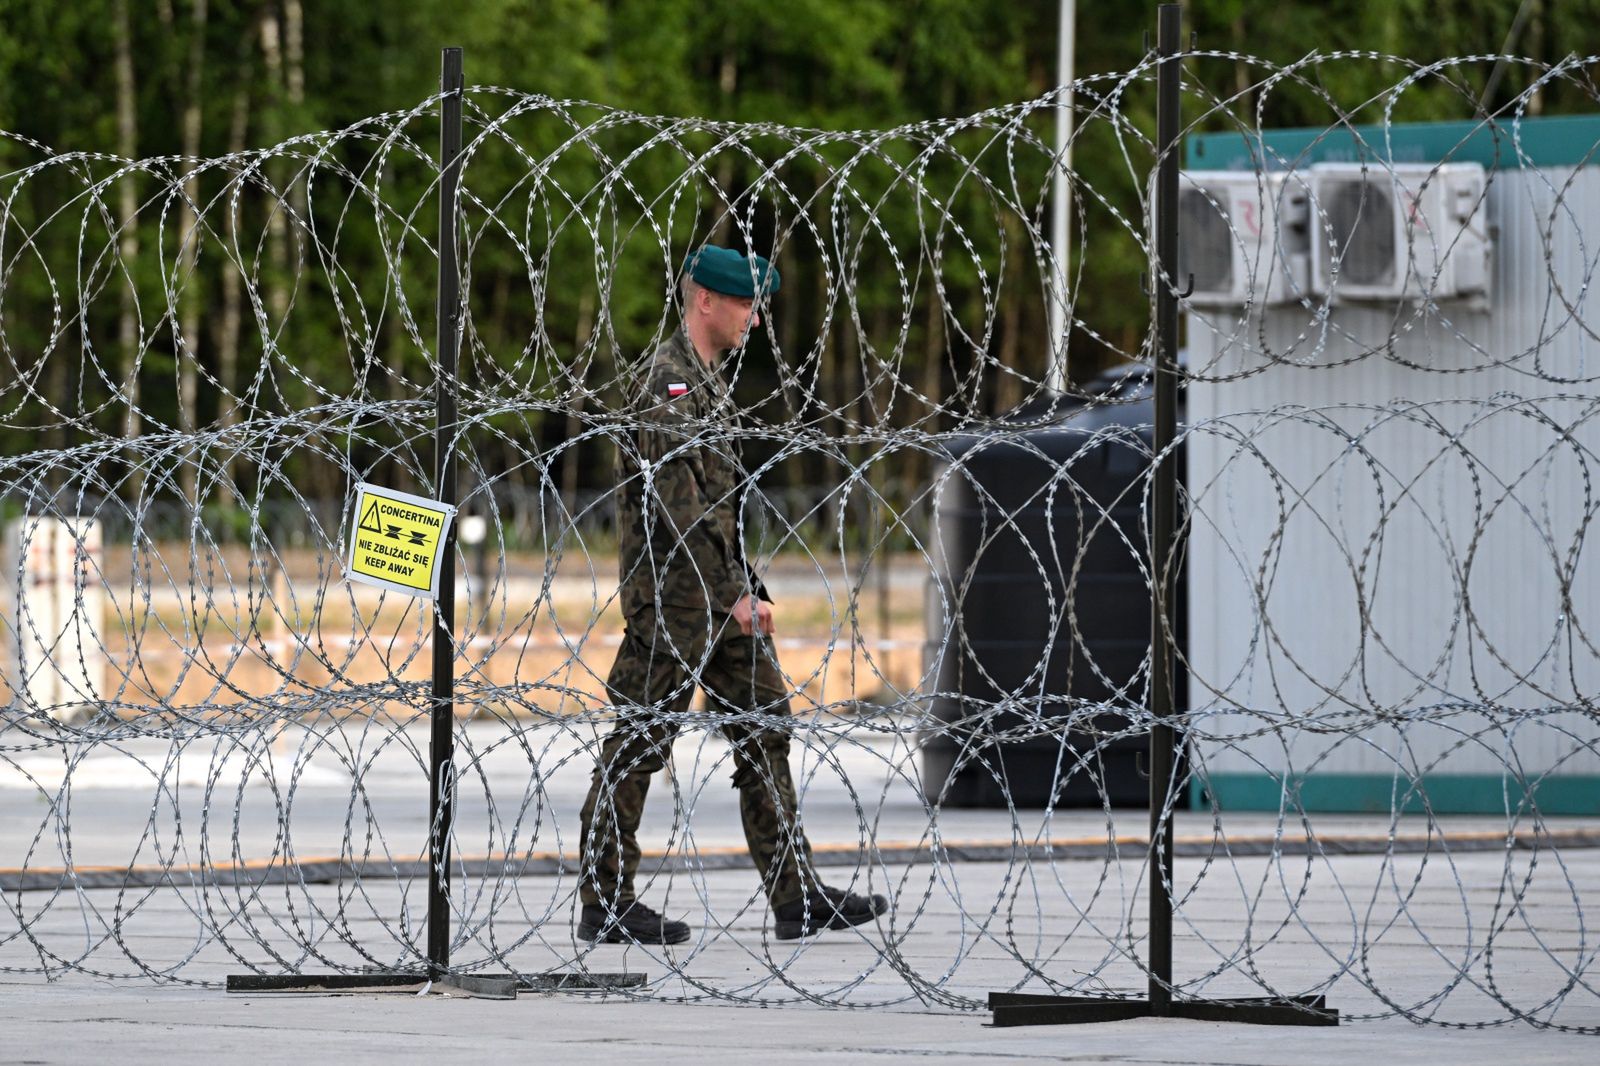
left=0, top=49, right=1598, bottom=1029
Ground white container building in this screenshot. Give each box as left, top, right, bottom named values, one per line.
left=1181, top=116, right=1600, bottom=814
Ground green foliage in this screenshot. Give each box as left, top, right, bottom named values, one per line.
left=3, top=0, right=1599, bottom=507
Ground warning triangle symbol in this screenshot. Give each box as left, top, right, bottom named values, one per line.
left=358, top=499, right=384, bottom=534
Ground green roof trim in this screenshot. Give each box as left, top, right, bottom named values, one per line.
left=1185, top=114, right=1600, bottom=172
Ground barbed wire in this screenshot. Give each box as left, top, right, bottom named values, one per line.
left=1, top=49, right=1599, bottom=1029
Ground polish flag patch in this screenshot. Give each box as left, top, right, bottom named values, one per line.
left=666, top=382, right=689, bottom=398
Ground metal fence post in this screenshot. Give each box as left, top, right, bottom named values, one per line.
left=427, top=45, right=465, bottom=979
left=1147, top=0, right=1182, bottom=1017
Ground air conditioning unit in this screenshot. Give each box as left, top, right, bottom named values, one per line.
left=1174, top=170, right=1312, bottom=307
left=1308, top=162, right=1491, bottom=303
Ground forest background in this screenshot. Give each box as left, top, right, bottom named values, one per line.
left=0, top=0, right=1595, bottom=543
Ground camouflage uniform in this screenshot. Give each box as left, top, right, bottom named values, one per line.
left=579, top=326, right=817, bottom=909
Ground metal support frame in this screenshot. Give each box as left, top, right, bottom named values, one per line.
left=989, top=993, right=1339, bottom=1027
left=224, top=972, right=646, bottom=1000
left=224, top=48, right=644, bottom=1001
left=427, top=40, right=466, bottom=982
left=986, top=5, right=1336, bottom=1028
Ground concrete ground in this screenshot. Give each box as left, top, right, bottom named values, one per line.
left=6, top=978, right=1600, bottom=1064
left=5, top=720, right=1599, bottom=1061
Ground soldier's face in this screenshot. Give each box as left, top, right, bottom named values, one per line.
left=710, top=292, right=761, bottom=350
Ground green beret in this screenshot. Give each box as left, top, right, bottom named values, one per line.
left=684, top=245, right=781, bottom=298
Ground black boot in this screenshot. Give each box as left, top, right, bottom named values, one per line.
left=772, top=884, right=888, bottom=940
left=578, top=899, right=691, bottom=945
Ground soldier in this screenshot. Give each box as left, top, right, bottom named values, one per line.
left=577, top=245, right=888, bottom=945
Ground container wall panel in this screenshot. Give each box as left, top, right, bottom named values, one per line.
left=1185, top=165, right=1600, bottom=799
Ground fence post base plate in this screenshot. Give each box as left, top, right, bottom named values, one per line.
left=225, top=970, right=646, bottom=1000
left=987, top=992, right=1338, bottom=1027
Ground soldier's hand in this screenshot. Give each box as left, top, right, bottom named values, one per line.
left=731, top=594, right=775, bottom=637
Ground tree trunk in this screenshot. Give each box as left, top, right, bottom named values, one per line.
left=176, top=0, right=210, bottom=508
left=1232, top=14, right=1253, bottom=120
left=113, top=0, right=142, bottom=500
left=37, top=177, right=78, bottom=486
left=923, top=290, right=944, bottom=425
left=560, top=290, right=597, bottom=512
left=283, top=0, right=305, bottom=108
left=45, top=296, right=72, bottom=496
left=777, top=249, right=804, bottom=492
left=995, top=217, right=1024, bottom=416
left=1528, top=0, right=1545, bottom=116
left=283, top=0, right=308, bottom=224
left=384, top=316, right=411, bottom=491
left=813, top=243, right=833, bottom=491
left=836, top=291, right=863, bottom=545
left=906, top=286, right=944, bottom=492
left=215, top=36, right=253, bottom=518
left=709, top=34, right=738, bottom=244
left=258, top=6, right=290, bottom=342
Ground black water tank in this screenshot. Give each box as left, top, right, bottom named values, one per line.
left=921, top=379, right=1186, bottom=808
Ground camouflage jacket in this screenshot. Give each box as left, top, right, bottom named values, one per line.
left=615, top=326, right=769, bottom=619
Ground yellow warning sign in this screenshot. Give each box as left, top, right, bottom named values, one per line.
left=345, top=482, right=458, bottom=598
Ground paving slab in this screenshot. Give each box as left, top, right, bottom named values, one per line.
left=6, top=721, right=1599, bottom=1059
left=5, top=976, right=1600, bottom=1064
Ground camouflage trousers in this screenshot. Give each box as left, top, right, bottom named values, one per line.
left=578, top=606, right=818, bottom=909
